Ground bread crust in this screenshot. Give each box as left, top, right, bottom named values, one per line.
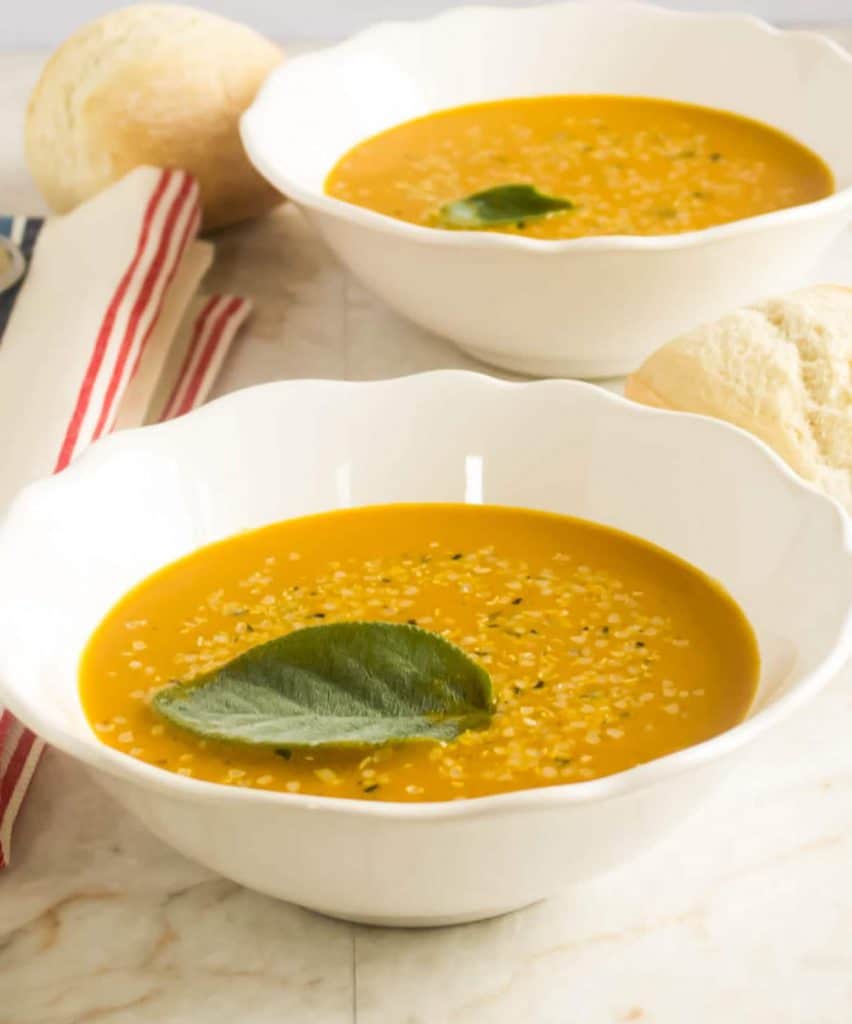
left=25, top=4, right=283, bottom=229
left=622, top=376, right=671, bottom=409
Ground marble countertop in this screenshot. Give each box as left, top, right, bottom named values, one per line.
left=2, top=34, right=852, bottom=1024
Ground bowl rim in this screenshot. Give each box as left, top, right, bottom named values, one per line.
left=1, top=371, right=850, bottom=821
left=241, top=0, right=852, bottom=255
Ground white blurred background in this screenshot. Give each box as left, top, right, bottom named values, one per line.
left=3, top=0, right=851, bottom=50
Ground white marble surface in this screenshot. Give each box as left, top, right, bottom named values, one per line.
left=2, top=36, right=852, bottom=1024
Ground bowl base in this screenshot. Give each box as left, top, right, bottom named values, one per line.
left=305, top=897, right=544, bottom=928
left=458, top=343, right=637, bottom=381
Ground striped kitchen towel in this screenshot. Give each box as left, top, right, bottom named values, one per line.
left=0, top=167, right=252, bottom=867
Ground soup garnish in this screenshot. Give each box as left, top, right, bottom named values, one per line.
left=325, top=94, right=833, bottom=239
left=80, top=504, right=760, bottom=802
left=153, top=621, right=494, bottom=746
left=439, top=183, right=574, bottom=229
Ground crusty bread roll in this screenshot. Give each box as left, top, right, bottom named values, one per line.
left=625, top=285, right=851, bottom=511
left=25, top=5, right=283, bottom=230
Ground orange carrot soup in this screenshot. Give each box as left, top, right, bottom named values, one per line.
left=325, top=95, right=833, bottom=239
left=80, top=504, right=759, bottom=802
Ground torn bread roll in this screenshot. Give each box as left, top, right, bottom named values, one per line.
left=625, top=285, right=851, bottom=511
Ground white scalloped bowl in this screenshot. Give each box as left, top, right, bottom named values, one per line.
left=0, top=373, right=849, bottom=926
left=242, top=2, right=852, bottom=378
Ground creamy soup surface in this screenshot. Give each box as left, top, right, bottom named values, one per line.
left=325, top=95, right=833, bottom=239
left=80, top=504, right=759, bottom=802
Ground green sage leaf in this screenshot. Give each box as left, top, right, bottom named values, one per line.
left=152, top=621, right=494, bottom=748
left=438, top=184, right=574, bottom=228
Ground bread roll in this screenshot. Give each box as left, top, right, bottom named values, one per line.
left=625, top=286, right=851, bottom=511
left=25, top=5, right=283, bottom=230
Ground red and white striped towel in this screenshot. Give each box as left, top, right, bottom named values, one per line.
left=0, top=167, right=251, bottom=867
left=154, top=294, right=252, bottom=423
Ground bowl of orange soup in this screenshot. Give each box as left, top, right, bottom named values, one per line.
left=241, top=3, right=852, bottom=377
left=0, top=372, right=849, bottom=926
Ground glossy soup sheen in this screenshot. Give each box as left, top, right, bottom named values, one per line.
left=80, top=505, right=759, bottom=802
left=325, top=95, right=833, bottom=239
